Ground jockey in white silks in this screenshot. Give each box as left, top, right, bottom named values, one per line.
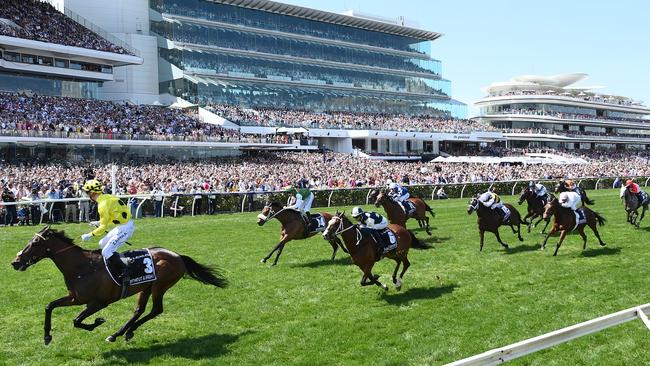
left=530, top=182, right=548, bottom=198
left=559, top=191, right=584, bottom=220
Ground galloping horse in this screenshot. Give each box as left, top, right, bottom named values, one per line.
left=372, top=189, right=435, bottom=235
left=518, top=186, right=552, bottom=233
left=322, top=212, right=417, bottom=291
left=467, top=197, right=524, bottom=251
left=10, top=226, right=227, bottom=345
left=623, top=188, right=648, bottom=228
left=257, top=201, right=346, bottom=266
left=542, top=196, right=607, bottom=256
left=555, top=181, right=594, bottom=205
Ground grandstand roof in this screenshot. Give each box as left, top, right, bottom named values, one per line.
left=205, top=0, right=442, bottom=41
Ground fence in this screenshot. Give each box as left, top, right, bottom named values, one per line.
left=445, top=303, right=650, bottom=365
left=0, top=176, right=644, bottom=225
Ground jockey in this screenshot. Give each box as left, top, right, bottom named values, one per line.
left=559, top=190, right=584, bottom=221
left=529, top=181, right=548, bottom=198
left=625, top=179, right=646, bottom=202
left=286, top=179, right=314, bottom=220
left=388, top=182, right=410, bottom=202
left=478, top=190, right=501, bottom=209
left=351, top=207, right=388, bottom=230
left=80, top=179, right=133, bottom=288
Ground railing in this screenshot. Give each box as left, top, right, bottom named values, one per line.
left=445, top=303, right=650, bottom=366
left=0, top=176, right=643, bottom=223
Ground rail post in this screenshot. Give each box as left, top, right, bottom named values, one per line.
left=241, top=194, right=247, bottom=213
left=160, top=196, right=165, bottom=218
left=328, top=190, right=335, bottom=207
left=135, top=197, right=149, bottom=219
left=366, top=189, right=373, bottom=205
left=460, top=184, right=467, bottom=199
left=431, top=186, right=437, bottom=200
left=595, top=178, right=601, bottom=190
left=645, top=177, right=650, bottom=187
left=511, top=181, right=519, bottom=196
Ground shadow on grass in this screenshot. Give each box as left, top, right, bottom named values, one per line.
left=381, top=284, right=457, bottom=305
left=503, top=244, right=541, bottom=255
left=295, top=256, right=351, bottom=268
left=102, top=331, right=250, bottom=364
left=581, top=247, right=621, bottom=257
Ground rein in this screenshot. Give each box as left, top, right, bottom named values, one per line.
left=260, top=205, right=288, bottom=223
left=331, top=217, right=364, bottom=246
left=33, top=232, right=77, bottom=257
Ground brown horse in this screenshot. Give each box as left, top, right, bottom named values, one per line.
left=372, top=189, right=435, bottom=235
left=10, top=226, right=227, bottom=345
left=518, top=186, right=552, bottom=233
left=623, top=188, right=648, bottom=228
left=467, top=196, right=524, bottom=251
left=542, top=196, right=607, bottom=256
left=322, top=212, right=417, bottom=291
left=257, top=201, right=346, bottom=266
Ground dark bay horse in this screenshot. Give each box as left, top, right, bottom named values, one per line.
left=322, top=212, right=417, bottom=291
left=555, top=181, right=594, bottom=205
left=542, top=197, right=606, bottom=256
left=10, top=226, right=227, bottom=345
left=372, top=188, right=435, bottom=235
left=467, top=197, right=524, bottom=251
left=518, top=186, right=552, bottom=233
left=257, top=201, right=346, bottom=266
left=623, top=188, right=648, bottom=228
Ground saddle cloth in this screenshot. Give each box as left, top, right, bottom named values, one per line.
left=104, top=249, right=157, bottom=286
left=378, top=228, right=398, bottom=254
left=572, top=208, right=587, bottom=231
left=399, top=200, right=417, bottom=216
left=640, top=191, right=649, bottom=206
left=308, top=214, right=327, bottom=233
left=493, top=203, right=511, bottom=223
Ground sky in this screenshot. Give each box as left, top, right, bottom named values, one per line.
left=279, top=0, right=650, bottom=116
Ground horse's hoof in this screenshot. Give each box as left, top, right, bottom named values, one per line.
left=395, top=285, right=402, bottom=291
left=95, top=318, right=106, bottom=326
left=382, top=285, right=388, bottom=291
left=125, top=332, right=134, bottom=342
left=105, top=335, right=116, bottom=343
left=44, top=335, right=52, bottom=345
left=600, top=242, right=607, bottom=247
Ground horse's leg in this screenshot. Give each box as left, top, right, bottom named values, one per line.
left=479, top=229, right=485, bottom=251
left=106, top=288, right=151, bottom=342
left=494, top=229, right=509, bottom=249
left=541, top=217, right=551, bottom=234
left=361, top=264, right=387, bottom=291
left=553, top=230, right=568, bottom=256
left=541, top=225, right=557, bottom=250
left=72, top=301, right=109, bottom=331
left=578, top=227, right=588, bottom=250
left=124, top=286, right=169, bottom=341
left=516, top=222, right=524, bottom=242
left=336, top=236, right=348, bottom=254
left=261, top=235, right=288, bottom=265
left=328, top=239, right=338, bottom=260
left=391, top=259, right=402, bottom=288
left=396, top=256, right=410, bottom=291
left=272, top=240, right=289, bottom=266
left=636, top=207, right=647, bottom=228
left=589, top=222, right=607, bottom=247
left=43, top=295, right=77, bottom=345
left=425, top=215, right=432, bottom=236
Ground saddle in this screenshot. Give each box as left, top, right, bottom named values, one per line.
left=572, top=208, right=587, bottom=231
left=399, top=200, right=417, bottom=216
left=104, top=249, right=156, bottom=286
left=359, top=227, right=398, bottom=259
left=307, top=213, right=327, bottom=233
left=493, top=204, right=511, bottom=224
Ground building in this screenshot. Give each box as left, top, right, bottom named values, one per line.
left=474, top=74, right=650, bottom=151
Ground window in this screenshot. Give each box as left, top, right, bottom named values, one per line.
left=38, top=56, right=54, bottom=67
left=101, top=65, right=113, bottom=74
left=55, top=58, right=69, bottom=68
left=21, top=54, right=37, bottom=64
left=3, top=52, right=21, bottom=62
left=69, top=61, right=82, bottom=70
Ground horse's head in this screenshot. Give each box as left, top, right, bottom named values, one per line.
left=542, top=196, right=558, bottom=220
left=257, top=202, right=282, bottom=226
left=467, top=197, right=480, bottom=215
left=554, top=181, right=566, bottom=193
left=11, top=226, right=56, bottom=271
left=373, top=188, right=387, bottom=207
left=322, top=211, right=344, bottom=240
left=518, top=186, right=532, bottom=205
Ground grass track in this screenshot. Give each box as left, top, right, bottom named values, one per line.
left=2, top=189, right=650, bottom=365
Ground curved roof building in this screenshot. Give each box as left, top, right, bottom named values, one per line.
left=475, top=74, right=650, bottom=151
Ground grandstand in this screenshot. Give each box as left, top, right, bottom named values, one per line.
left=475, top=73, right=650, bottom=151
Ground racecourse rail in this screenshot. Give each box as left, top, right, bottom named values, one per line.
left=0, top=176, right=645, bottom=224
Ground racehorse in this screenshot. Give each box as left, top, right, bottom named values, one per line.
left=542, top=196, right=607, bottom=256
left=623, top=188, right=648, bottom=228
left=555, top=181, right=594, bottom=205
left=322, top=212, right=418, bottom=291
left=10, top=226, right=227, bottom=345
left=257, top=201, right=346, bottom=266
left=518, top=186, right=552, bottom=233
left=372, top=188, right=435, bottom=236
left=467, top=196, right=524, bottom=251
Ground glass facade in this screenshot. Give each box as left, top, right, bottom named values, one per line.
left=0, top=72, right=100, bottom=99
left=151, top=0, right=465, bottom=117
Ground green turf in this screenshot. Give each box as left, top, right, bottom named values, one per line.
left=2, top=189, right=649, bottom=366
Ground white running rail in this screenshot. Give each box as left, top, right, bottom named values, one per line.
left=445, top=303, right=650, bottom=366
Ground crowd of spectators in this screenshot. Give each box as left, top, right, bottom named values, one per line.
left=208, top=104, right=497, bottom=133
left=0, top=93, right=270, bottom=143
left=0, top=0, right=132, bottom=55
left=492, top=108, right=648, bottom=124
left=488, top=90, right=642, bottom=108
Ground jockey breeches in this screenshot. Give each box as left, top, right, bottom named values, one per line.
left=100, top=220, right=134, bottom=257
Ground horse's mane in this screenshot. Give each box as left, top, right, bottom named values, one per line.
left=49, top=229, right=99, bottom=253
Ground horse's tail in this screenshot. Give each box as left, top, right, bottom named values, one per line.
left=408, top=230, right=430, bottom=249
left=592, top=211, right=607, bottom=226
left=181, top=255, right=228, bottom=288
left=424, top=201, right=436, bottom=218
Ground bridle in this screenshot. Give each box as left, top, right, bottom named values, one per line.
left=468, top=199, right=479, bottom=212
left=258, top=204, right=287, bottom=223
left=327, top=215, right=364, bottom=246
left=29, top=231, right=76, bottom=259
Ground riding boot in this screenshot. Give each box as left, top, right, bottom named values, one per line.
left=107, top=253, right=130, bottom=298
left=576, top=209, right=584, bottom=222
